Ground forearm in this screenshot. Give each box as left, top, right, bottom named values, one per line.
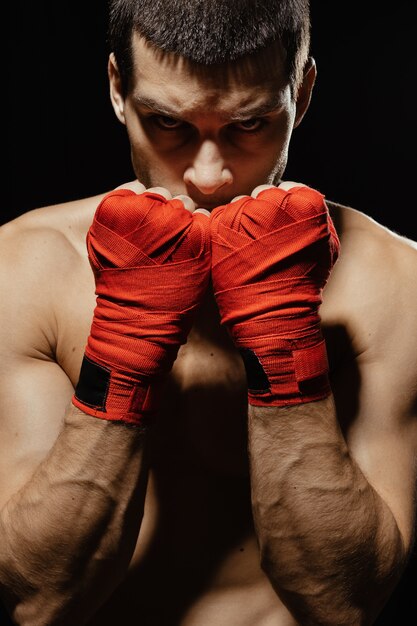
left=249, top=396, right=406, bottom=626
left=0, top=404, right=149, bottom=626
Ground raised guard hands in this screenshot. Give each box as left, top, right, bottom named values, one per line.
left=210, top=183, right=340, bottom=407
left=73, top=187, right=211, bottom=425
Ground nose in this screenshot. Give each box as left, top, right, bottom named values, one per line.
left=183, top=140, right=233, bottom=195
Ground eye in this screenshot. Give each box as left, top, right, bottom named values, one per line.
left=233, top=118, right=266, bottom=133
left=154, top=115, right=185, bottom=130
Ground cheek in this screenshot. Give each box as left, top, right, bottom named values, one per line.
left=260, top=114, right=294, bottom=174
left=231, top=135, right=290, bottom=180
left=269, top=112, right=294, bottom=152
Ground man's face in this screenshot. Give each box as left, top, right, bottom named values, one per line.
left=110, top=34, right=313, bottom=209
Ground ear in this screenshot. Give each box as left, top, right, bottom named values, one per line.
left=294, top=57, right=317, bottom=128
left=108, top=53, right=126, bottom=125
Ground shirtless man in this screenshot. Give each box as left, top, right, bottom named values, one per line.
left=0, top=1, right=416, bottom=625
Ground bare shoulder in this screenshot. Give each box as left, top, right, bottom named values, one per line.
left=0, top=179, right=144, bottom=259
left=0, top=192, right=108, bottom=359
left=0, top=193, right=113, bottom=507
left=327, top=200, right=417, bottom=297
left=0, top=191, right=108, bottom=257
left=0, top=191, right=108, bottom=288
left=325, top=200, right=417, bottom=411
left=329, top=198, right=416, bottom=248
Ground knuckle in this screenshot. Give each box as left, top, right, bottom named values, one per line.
left=173, top=195, right=196, bottom=211
left=231, top=195, right=249, bottom=203
left=278, top=181, right=305, bottom=191
left=251, top=184, right=276, bottom=198
left=146, top=186, right=172, bottom=200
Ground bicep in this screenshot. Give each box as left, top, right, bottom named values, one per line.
left=0, top=222, right=81, bottom=509
left=342, top=355, right=417, bottom=551
left=0, top=355, right=74, bottom=510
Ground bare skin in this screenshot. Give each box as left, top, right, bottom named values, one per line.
left=0, top=34, right=416, bottom=626
left=0, top=186, right=416, bottom=625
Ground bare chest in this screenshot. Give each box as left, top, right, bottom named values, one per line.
left=57, top=262, right=353, bottom=476
left=54, top=258, right=355, bottom=625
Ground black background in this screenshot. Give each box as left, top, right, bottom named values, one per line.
left=3, top=1, right=417, bottom=623
left=4, top=1, right=416, bottom=238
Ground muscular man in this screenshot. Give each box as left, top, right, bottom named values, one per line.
left=1, top=1, right=416, bottom=625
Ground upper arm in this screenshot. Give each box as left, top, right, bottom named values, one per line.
left=0, top=220, right=77, bottom=510
left=331, top=233, right=417, bottom=552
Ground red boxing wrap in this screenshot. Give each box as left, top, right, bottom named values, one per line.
left=210, top=185, right=340, bottom=407
left=72, top=189, right=211, bottom=424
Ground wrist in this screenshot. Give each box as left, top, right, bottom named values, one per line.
left=72, top=350, right=166, bottom=426
left=234, top=316, right=331, bottom=406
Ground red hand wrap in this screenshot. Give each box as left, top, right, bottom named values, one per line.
left=72, top=189, right=211, bottom=424
left=210, top=185, right=340, bottom=406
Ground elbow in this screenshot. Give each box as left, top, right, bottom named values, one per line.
left=0, top=557, right=115, bottom=626
left=0, top=560, right=57, bottom=626
left=0, top=527, right=54, bottom=626
left=255, top=525, right=281, bottom=582
left=0, top=594, right=65, bottom=626
left=0, top=546, right=126, bottom=626
left=0, top=546, right=77, bottom=626
left=0, top=568, right=91, bottom=626
left=0, top=504, right=128, bottom=626
left=256, top=537, right=289, bottom=602
left=258, top=539, right=274, bottom=581
left=256, top=530, right=408, bottom=626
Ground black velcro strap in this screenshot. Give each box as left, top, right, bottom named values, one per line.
left=74, top=355, right=111, bottom=410
left=238, top=347, right=270, bottom=394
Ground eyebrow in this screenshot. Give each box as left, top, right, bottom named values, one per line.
left=132, top=94, right=285, bottom=121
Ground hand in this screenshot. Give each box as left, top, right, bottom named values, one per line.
left=73, top=184, right=211, bottom=424
left=210, top=182, right=340, bottom=406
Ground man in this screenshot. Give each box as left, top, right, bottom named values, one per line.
left=0, top=1, right=416, bottom=625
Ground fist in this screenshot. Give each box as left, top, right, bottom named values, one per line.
left=209, top=182, right=340, bottom=406
left=90, top=183, right=210, bottom=269
left=210, top=181, right=340, bottom=326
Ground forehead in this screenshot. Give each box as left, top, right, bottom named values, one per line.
left=129, top=33, right=290, bottom=115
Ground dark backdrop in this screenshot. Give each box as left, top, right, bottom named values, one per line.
left=4, top=1, right=416, bottom=238
left=3, top=1, right=417, bottom=624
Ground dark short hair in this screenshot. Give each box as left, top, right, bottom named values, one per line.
left=108, top=0, right=311, bottom=95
